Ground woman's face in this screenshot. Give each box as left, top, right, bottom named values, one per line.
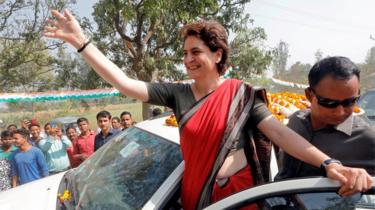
left=183, top=36, right=221, bottom=80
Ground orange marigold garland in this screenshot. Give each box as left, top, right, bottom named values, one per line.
left=165, top=114, right=178, bottom=127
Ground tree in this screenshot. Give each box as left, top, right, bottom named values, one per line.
left=359, top=45, right=375, bottom=91
left=314, top=49, right=324, bottom=63
left=84, top=0, right=265, bottom=119
left=272, top=40, right=289, bottom=78
left=279, top=61, right=311, bottom=84
left=230, top=27, right=272, bottom=78
left=0, top=0, right=76, bottom=92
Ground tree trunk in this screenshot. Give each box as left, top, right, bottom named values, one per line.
left=142, top=102, right=152, bottom=120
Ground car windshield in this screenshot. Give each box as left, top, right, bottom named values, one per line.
left=66, top=127, right=182, bottom=210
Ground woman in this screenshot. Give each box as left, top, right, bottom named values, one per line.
left=44, top=9, right=372, bottom=209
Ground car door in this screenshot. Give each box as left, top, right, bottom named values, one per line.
left=204, top=177, right=375, bottom=210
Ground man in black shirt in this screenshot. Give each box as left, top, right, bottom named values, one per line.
left=276, top=56, right=375, bottom=180
left=94, top=111, right=119, bottom=152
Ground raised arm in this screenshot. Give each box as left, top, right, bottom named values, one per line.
left=43, top=9, right=149, bottom=102
left=258, top=116, right=372, bottom=196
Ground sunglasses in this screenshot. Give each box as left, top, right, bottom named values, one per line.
left=310, top=88, right=360, bottom=108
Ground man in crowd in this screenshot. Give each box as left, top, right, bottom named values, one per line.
left=11, top=129, right=49, bottom=186
left=7, top=124, right=17, bottom=133
left=65, top=127, right=78, bottom=168
left=0, top=130, right=17, bottom=191
left=43, top=122, right=51, bottom=138
left=276, top=56, right=375, bottom=181
left=29, top=123, right=42, bottom=147
left=38, top=123, right=72, bottom=174
left=120, top=111, right=134, bottom=130
left=151, top=108, right=162, bottom=117
left=72, top=118, right=95, bottom=166
left=94, top=111, right=119, bottom=152
left=111, top=116, right=123, bottom=132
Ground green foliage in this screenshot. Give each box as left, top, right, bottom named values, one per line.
left=0, top=0, right=76, bottom=92
left=230, top=27, right=272, bottom=79
left=278, top=61, right=311, bottom=84
left=272, top=40, right=289, bottom=77
left=358, top=45, right=375, bottom=91
left=85, top=0, right=263, bottom=83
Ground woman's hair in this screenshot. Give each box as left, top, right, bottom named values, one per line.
left=181, top=20, right=229, bottom=75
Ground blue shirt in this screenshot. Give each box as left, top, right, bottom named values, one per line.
left=38, top=136, right=72, bottom=172
left=0, top=146, right=17, bottom=160
left=94, top=129, right=119, bottom=152
left=10, top=147, right=49, bottom=185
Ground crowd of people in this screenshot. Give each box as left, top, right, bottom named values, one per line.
left=0, top=109, right=141, bottom=191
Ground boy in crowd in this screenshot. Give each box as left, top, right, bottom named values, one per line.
left=120, top=111, right=134, bottom=130
left=11, top=129, right=49, bottom=186
left=65, top=127, right=78, bottom=168
left=94, top=111, right=119, bottom=152
left=29, top=123, right=42, bottom=147
left=111, top=116, right=122, bottom=132
left=38, top=123, right=72, bottom=174
left=7, top=124, right=17, bottom=133
left=0, top=130, right=17, bottom=191
left=72, top=118, right=95, bottom=166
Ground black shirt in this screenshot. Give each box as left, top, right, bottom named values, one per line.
left=94, top=129, right=119, bottom=152
left=275, top=109, right=375, bottom=180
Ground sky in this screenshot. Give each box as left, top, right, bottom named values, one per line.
left=74, top=0, right=375, bottom=67
left=246, top=0, right=375, bottom=67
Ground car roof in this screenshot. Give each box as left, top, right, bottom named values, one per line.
left=50, top=116, right=79, bottom=124
left=135, top=116, right=180, bottom=145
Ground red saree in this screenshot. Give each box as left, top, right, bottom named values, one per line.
left=179, top=79, right=266, bottom=210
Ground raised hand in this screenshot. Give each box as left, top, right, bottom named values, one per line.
left=44, top=9, right=87, bottom=49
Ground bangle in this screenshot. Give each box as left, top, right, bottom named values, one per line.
left=77, top=39, right=91, bottom=53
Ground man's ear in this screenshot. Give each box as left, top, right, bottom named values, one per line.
left=305, top=87, right=313, bottom=102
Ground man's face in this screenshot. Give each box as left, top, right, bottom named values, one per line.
left=66, top=128, right=77, bottom=141
left=78, top=121, right=89, bottom=133
left=97, top=117, right=111, bottom=131
left=49, top=125, right=58, bottom=136
left=8, top=126, right=17, bottom=132
left=121, top=114, right=133, bottom=129
left=1, top=136, right=13, bottom=147
left=13, top=133, right=27, bottom=147
left=308, top=75, right=360, bottom=128
left=111, top=119, right=122, bottom=129
left=44, top=125, right=51, bottom=135
left=30, top=125, right=40, bottom=139
left=56, top=127, right=63, bottom=137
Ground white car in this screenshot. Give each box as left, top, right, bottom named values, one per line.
left=0, top=116, right=374, bottom=210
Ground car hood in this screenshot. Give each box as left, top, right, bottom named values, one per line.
left=0, top=172, right=67, bottom=210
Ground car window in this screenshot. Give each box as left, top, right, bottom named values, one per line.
left=212, top=192, right=375, bottom=210
left=262, top=193, right=373, bottom=210
left=359, top=91, right=375, bottom=117
left=70, top=127, right=182, bottom=210
left=204, top=178, right=375, bottom=210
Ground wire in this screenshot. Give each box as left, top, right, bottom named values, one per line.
left=254, top=0, right=375, bottom=31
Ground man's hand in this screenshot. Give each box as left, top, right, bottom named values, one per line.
left=21, top=119, right=30, bottom=130
left=326, top=163, right=372, bottom=196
